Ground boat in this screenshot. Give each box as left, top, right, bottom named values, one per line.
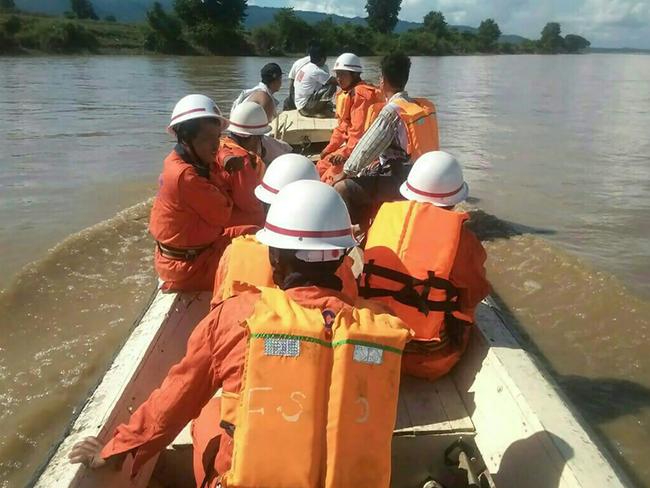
left=30, top=120, right=634, bottom=488
left=30, top=288, right=633, bottom=488
left=271, top=110, right=337, bottom=151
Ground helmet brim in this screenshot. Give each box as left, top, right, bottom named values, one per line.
left=167, top=115, right=230, bottom=135
left=228, top=124, right=272, bottom=136
left=399, top=181, right=469, bottom=207
left=254, top=184, right=275, bottom=205
left=255, top=228, right=357, bottom=251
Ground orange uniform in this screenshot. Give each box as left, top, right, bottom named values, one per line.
left=101, top=287, right=357, bottom=487
left=212, top=235, right=359, bottom=305
left=216, top=136, right=266, bottom=229
left=317, top=83, right=383, bottom=182
left=149, top=148, right=233, bottom=291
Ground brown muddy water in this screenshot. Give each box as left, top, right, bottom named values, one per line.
left=1, top=55, right=649, bottom=487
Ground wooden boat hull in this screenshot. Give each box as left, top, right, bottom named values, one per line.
left=32, top=287, right=632, bottom=487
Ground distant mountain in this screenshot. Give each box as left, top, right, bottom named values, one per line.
left=14, top=1, right=528, bottom=43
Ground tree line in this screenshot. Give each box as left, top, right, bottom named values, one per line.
left=1, top=0, right=591, bottom=56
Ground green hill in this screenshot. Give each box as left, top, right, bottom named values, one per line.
left=14, top=1, right=529, bottom=43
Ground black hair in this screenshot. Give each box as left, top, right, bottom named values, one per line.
left=173, top=117, right=219, bottom=146
left=269, top=248, right=344, bottom=290
left=309, top=45, right=326, bottom=65
left=381, top=52, right=411, bottom=91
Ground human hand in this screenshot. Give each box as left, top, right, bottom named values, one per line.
left=68, top=437, right=107, bottom=469
left=224, top=156, right=244, bottom=174
left=330, top=154, right=347, bottom=166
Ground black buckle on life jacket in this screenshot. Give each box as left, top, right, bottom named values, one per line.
left=360, top=260, right=460, bottom=316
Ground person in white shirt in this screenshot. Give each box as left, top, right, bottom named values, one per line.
left=232, top=63, right=283, bottom=121
left=230, top=63, right=292, bottom=165
left=293, top=45, right=337, bottom=117
left=284, top=42, right=330, bottom=110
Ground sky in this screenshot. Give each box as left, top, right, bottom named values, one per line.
left=249, top=0, right=650, bottom=48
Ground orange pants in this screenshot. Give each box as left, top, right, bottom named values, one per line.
left=401, top=329, right=472, bottom=382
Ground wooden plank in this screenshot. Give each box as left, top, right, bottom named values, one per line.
left=394, top=375, right=474, bottom=436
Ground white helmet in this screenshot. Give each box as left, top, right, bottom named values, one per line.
left=168, top=94, right=228, bottom=134
left=400, top=151, right=469, bottom=207
left=228, top=101, right=271, bottom=136
left=254, top=154, right=319, bottom=204
left=256, top=180, right=357, bottom=260
left=334, top=53, right=363, bottom=73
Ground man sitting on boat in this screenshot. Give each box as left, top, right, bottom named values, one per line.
left=293, top=44, right=338, bottom=118
left=330, top=53, right=440, bottom=232
left=316, top=53, right=383, bottom=184
left=360, top=151, right=490, bottom=381
left=68, top=181, right=409, bottom=488
left=149, top=94, right=237, bottom=292
left=283, top=40, right=329, bottom=111
left=231, top=62, right=292, bottom=164
left=216, top=101, right=270, bottom=230
left=213, top=153, right=358, bottom=305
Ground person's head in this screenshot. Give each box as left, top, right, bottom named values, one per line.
left=380, top=52, right=411, bottom=96
left=261, top=62, right=283, bottom=93
left=256, top=180, right=357, bottom=287
left=168, top=94, right=229, bottom=165
left=333, top=53, right=363, bottom=91
left=254, top=153, right=319, bottom=214
left=228, top=101, right=271, bottom=152
left=309, top=45, right=327, bottom=67
left=399, top=151, right=469, bottom=208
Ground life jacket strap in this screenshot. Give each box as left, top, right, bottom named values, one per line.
left=360, top=260, right=460, bottom=315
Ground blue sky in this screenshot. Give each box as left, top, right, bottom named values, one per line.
left=250, top=0, right=650, bottom=48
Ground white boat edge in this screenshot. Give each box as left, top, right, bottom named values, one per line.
left=30, top=287, right=634, bottom=488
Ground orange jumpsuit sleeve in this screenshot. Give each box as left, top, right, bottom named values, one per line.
left=100, top=311, right=226, bottom=474
left=225, top=156, right=264, bottom=222
left=180, top=168, right=233, bottom=229
left=339, top=90, right=378, bottom=158
left=450, top=227, right=490, bottom=321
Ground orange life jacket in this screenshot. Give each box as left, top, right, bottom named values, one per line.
left=214, top=235, right=359, bottom=304
left=360, top=201, right=469, bottom=343
left=364, top=97, right=439, bottom=161
left=334, top=89, right=351, bottom=121
left=219, top=287, right=409, bottom=488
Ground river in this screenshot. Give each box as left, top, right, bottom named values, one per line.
left=0, top=54, right=649, bottom=487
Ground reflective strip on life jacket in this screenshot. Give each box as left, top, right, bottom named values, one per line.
left=221, top=287, right=408, bottom=488
left=361, top=200, right=467, bottom=342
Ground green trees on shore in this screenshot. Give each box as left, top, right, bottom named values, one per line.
left=0, top=0, right=592, bottom=57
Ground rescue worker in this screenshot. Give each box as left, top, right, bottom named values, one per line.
left=294, top=44, right=337, bottom=117
left=360, top=151, right=489, bottom=381
left=316, top=53, right=383, bottom=184
left=332, top=53, right=440, bottom=232
left=149, top=94, right=234, bottom=292
left=231, top=63, right=292, bottom=164
left=69, top=180, right=410, bottom=488
left=284, top=40, right=329, bottom=111
left=217, top=101, right=269, bottom=230
left=213, top=153, right=358, bottom=305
